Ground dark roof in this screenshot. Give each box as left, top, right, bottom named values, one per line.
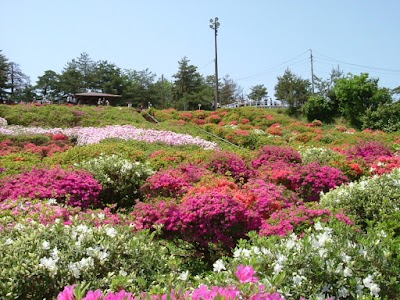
left=74, top=92, right=121, bottom=98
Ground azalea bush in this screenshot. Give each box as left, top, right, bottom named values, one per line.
left=259, top=203, right=353, bottom=237
left=251, top=145, right=302, bottom=169
left=214, top=220, right=399, bottom=299
left=298, top=146, right=345, bottom=166
left=344, top=140, right=393, bottom=165
left=286, top=162, right=349, bottom=202
left=57, top=265, right=286, bottom=300
left=0, top=167, right=102, bottom=208
left=205, top=150, right=254, bottom=184
left=78, top=154, right=154, bottom=208
left=141, top=163, right=209, bottom=200
left=0, top=222, right=185, bottom=299
left=320, top=168, right=400, bottom=228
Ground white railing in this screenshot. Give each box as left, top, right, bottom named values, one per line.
left=221, top=101, right=285, bottom=109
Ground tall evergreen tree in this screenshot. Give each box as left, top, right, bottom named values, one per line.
left=172, top=57, right=204, bottom=110
left=274, top=68, right=311, bottom=114
left=0, top=50, right=10, bottom=101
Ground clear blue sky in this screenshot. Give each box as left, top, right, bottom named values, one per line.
left=1, top=0, right=400, bottom=100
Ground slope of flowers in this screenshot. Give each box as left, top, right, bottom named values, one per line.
left=0, top=106, right=399, bottom=299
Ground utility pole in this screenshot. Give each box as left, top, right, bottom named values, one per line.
left=309, top=49, right=315, bottom=94
left=210, top=17, right=220, bottom=110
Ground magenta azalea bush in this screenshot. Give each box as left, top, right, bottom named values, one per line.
left=345, top=140, right=393, bottom=165
left=0, top=167, right=102, bottom=208
left=251, top=145, right=302, bottom=169
left=133, top=185, right=261, bottom=251
left=205, top=150, right=254, bottom=183
left=286, top=163, right=349, bottom=202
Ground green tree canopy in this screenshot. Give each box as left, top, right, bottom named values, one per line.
left=274, top=68, right=311, bottom=114
left=36, top=70, right=61, bottom=99
left=334, top=73, right=392, bottom=129
left=172, top=57, right=205, bottom=110
left=0, top=50, right=10, bottom=101
left=248, top=84, right=268, bottom=103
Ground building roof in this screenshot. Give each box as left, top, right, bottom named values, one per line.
left=74, top=92, right=122, bottom=98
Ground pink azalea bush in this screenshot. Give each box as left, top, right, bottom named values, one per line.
left=370, top=155, right=400, bottom=175
left=0, top=167, right=102, bottom=208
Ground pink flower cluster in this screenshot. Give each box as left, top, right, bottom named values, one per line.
left=57, top=265, right=285, bottom=300
left=242, top=179, right=300, bottom=218
left=251, top=145, right=302, bottom=169
left=0, top=167, right=102, bottom=208
left=206, top=151, right=254, bottom=183
left=259, top=204, right=353, bottom=237
left=0, top=125, right=219, bottom=150
left=133, top=183, right=260, bottom=249
left=141, top=164, right=210, bottom=199
left=63, top=125, right=219, bottom=150
left=286, top=163, right=349, bottom=202
left=345, top=140, right=393, bottom=165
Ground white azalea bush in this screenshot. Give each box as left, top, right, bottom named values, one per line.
left=77, top=154, right=154, bottom=208
left=298, top=146, right=344, bottom=166
left=0, top=221, right=187, bottom=299
left=320, top=168, right=400, bottom=227
left=0, top=116, right=7, bottom=126
left=204, top=220, right=399, bottom=299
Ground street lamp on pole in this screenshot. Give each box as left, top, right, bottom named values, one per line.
left=209, top=17, right=220, bottom=110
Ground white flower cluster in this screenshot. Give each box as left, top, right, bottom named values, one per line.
left=0, top=117, right=7, bottom=126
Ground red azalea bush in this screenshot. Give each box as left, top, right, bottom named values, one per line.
left=133, top=182, right=261, bottom=250
left=370, top=156, right=400, bottom=175
left=259, top=203, right=353, bottom=237
left=140, top=163, right=210, bottom=199
left=251, top=145, right=302, bottom=169
left=286, top=163, right=349, bottom=202
left=205, top=151, right=254, bottom=183
left=242, top=179, right=300, bottom=219
left=255, top=160, right=297, bottom=186
left=0, top=167, right=102, bottom=208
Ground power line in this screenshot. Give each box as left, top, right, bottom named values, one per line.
left=235, top=50, right=309, bottom=81
left=313, top=51, right=400, bottom=74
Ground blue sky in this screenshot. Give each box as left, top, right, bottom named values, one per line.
left=1, top=0, right=400, bottom=100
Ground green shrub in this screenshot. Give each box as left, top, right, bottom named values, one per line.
left=78, top=154, right=154, bottom=208
left=0, top=153, right=43, bottom=178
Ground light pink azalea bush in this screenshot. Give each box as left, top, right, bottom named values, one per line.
left=0, top=125, right=220, bottom=149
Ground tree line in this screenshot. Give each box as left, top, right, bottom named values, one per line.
left=0, top=50, right=399, bottom=131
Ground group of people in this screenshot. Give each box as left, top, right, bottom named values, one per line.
left=97, top=98, right=110, bottom=106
